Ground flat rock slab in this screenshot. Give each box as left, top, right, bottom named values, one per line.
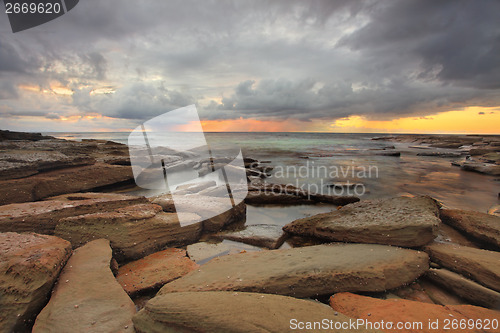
left=330, top=292, right=500, bottom=333
left=0, top=192, right=148, bottom=234
left=284, top=196, right=440, bottom=247
left=150, top=194, right=246, bottom=232
left=440, top=209, right=500, bottom=249
left=55, top=204, right=202, bottom=262
left=0, top=232, right=72, bottom=332
left=186, top=241, right=262, bottom=264
left=159, top=243, right=429, bottom=298
left=426, top=268, right=500, bottom=309
left=424, top=243, right=500, bottom=292
left=214, top=224, right=287, bottom=249
left=0, top=163, right=134, bottom=205
left=133, top=291, right=379, bottom=333
left=116, top=248, right=198, bottom=296
left=33, top=239, right=136, bottom=333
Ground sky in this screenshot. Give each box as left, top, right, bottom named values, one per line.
left=1, top=0, right=500, bottom=134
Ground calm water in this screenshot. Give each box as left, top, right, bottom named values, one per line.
left=45, top=132, right=500, bottom=213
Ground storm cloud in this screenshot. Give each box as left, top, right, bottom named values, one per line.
left=0, top=0, right=499, bottom=130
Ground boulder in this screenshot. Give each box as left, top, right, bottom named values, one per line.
left=150, top=194, right=246, bottom=232
left=186, top=241, right=262, bottom=264
left=426, top=268, right=500, bottom=309
left=133, top=291, right=378, bottom=333
left=0, top=163, right=134, bottom=205
left=330, top=292, right=500, bottom=333
left=116, top=248, right=198, bottom=296
left=283, top=196, right=440, bottom=247
left=211, top=224, right=287, bottom=249
left=440, top=209, right=500, bottom=249
left=0, top=192, right=148, bottom=234
left=55, top=204, right=202, bottom=262
left=0, top=232, right=71, bottom=332
left=159, top=243, right=429, bottom=298
left=32, top=239, right=136, bottom=332
left=424, top=243, right=500, bottom=292
left=459, top=161, right=500, bottom=176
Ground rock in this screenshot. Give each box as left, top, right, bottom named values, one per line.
left=186, top=241, right=261, bottom=264
left=435, top=223, right=479, bottom=248
left=375, top=150, right=401, bottom=156
left=417, top=152, right=461, bottom=157
left=0, top=192, right=148, bottom=234
left=32, top=239, right=136, bottom=333
left=175, top=180, right=216, bottom=193
left=55, top=204, right=202, bottom=262
left=0, top=130, right=54, bottom=141
left=327, top=181, right=365, bottom=189
left=0, top=163, right=134, bottom=205
left=211, top=224, right=287, bottom=249
left=419, top=278, right=467, bottom=306
left=392, top=282, right=434, bottom=304
left=133, top=291, right=378, bottom=333
left=330, top=292, right=500, bottom=333
left=426, top=268, right=500, bottom=309
left=0, top=232, right=72, bottom=332
left=488, top=205, right=500, bottom=217
left=459, top=161, right=500, bottom=176
left=245, top=183, right=360, bottom=206
left=283, top=196, right=440, bottom=247
left=159, top=243, right=429, bottom=298
left=151, top=194, right=246, bottom=232
left=424, top=243, right=500, bottom=292
left=440, top=209, right=500, bottom=249
left=116, top=248, right=198, bottom=296
left=0, top=150, right=95, bottom=180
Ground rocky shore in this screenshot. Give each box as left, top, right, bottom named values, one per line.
left=1, top=130, right=499, bottom=332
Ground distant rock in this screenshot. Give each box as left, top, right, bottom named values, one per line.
left=55, top=204, right=202, bottom=262
left=32, top=239, right=136, bottom=333
left=211, top=224, right=288, bottom=249
left=133, top=291, right=378, bottom=333
left=0, top=130, right=54, bottom=141
left=426, top=268, right=500, bottom=309
left=116, top=248, right=198, bottom=296
left=440, top=209, right=500, bottom=249
left=326, top=181, right=365, bottom=189
left=283, top=196, right=440, bottom=247
left=458, top=161, right=500, bottom=176
left=424, top=243, right=500, bottom=292
left=417, top=151, right=461, bottom=157
left=0, top=232, right=71, bottom=332
left=330, top=292, right=500, bottom=333
left=0, top=163, right=134, bottom=205
left=175, top=180, right=216, bottom=193
left=159, top=243, right=429, bottom=298
left=0, top=192, right=148, bottom=234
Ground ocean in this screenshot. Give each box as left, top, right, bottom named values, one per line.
left=44, top=132, right=500, bottom=214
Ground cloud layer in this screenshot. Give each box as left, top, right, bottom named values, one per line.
left=0, top=0, right=499, bottom=131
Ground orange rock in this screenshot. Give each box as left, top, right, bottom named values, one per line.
left=117, top=248, right=198, bottom=296
left=330, top=292, right=500, bottom=333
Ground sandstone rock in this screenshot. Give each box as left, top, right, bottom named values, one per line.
left=284, top=196, right=440, bottom=247
left=459, top=161, right=500, bottom=176
left=211, top=224, right=287, bottom=249
left=424, top=243, right=500, bottom=292
left=186, top=241, right=262, bottom=264
left=435, top=223, right=479, bottom=248
left=440, top=209, right=500, bottom=249
left=116, top=248, right=198, bottom=296
left=159, top=243, right=429, bottom=298
left=426, top=268, right=500, bottom=309
left=0, top=232, right=71, bottom=332
left=0, top=130, right=54, bottom=141
left=0, top=192, right=148, bottom=234
left=133, top=291, right=378, bottom=333
left=330, top=292, right=500, bottom=333
left=32, top=239, right=136, bottom=333
left=392, top=282, right=434, bottom=304
left=55, top=204, right=202, bottom=262
left=416, top=152, right=461, bottom=157
left=150, top=194, right=246, bottom=232
left=419, top=278, right=467, bottom=306
left=175, top=180, right=216, bottom=193
left=0, top=163, right=134, bottom=205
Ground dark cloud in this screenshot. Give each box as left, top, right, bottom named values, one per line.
left=0, top=0, right=499, bottom=128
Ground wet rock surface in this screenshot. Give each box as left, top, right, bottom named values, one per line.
left=284, top=196, right=441, bottom=247
left=159, top=243, right=429, bottom=298
left=211, top=224, right=287, bottom=249
left=133, top=291, right=378, bottom=333
left=32, top=239, right=136, bottom=333
left=0, top=232, right=72, bottom=332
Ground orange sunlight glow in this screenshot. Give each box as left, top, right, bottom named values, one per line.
left=175, top=117, right=317, bottom=132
